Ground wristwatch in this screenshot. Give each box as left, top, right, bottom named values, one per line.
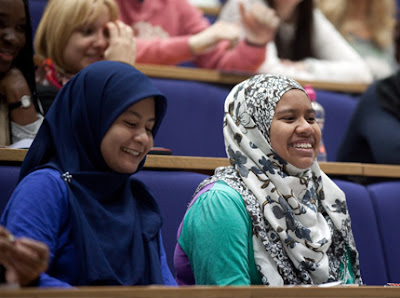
left=8, top=95, right=32, bottom=111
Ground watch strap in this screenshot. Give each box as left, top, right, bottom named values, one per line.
left=8, top=95, right=31, bottom=111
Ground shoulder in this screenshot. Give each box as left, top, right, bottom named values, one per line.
left=20, top=168, right=66, bottom=187
left=185, top=180, right=250, bottom=229
left=12, top=168, right=68, bottom=205
left=311, top=8, right=340, bottom=32
left=195, top=180, right=245, bottom=209
left=2, top=168, right=69, bottom=230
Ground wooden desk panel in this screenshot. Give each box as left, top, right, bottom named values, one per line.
left=2, top=148, right=400, bottom=178
left=1, top=285, right=400, bottom=298
left=135, top=64, right=369, bottom=94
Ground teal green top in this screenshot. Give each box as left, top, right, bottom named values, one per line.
left=178, top=180, right=355, bottom=285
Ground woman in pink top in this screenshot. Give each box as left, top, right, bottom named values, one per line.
left=115, top=0, right=278, bottom=72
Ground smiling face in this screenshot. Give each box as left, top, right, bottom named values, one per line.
left=0, top=0, right=26, bottom=73
left=270, top=89, right=321, bottom=169
left=100, top=97, right=156, bottom=174
left=62, top=3, right=110, bottom=74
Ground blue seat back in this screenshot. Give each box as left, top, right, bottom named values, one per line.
left=0, top=165, right=21, bottom=215
left=28, top=0, right=48, bottom=40
left=151, top=78, right=229, bottom=157
left=316, top=90, right=358, bottom=162
left=135, top=170, right=208, bottom=276
left=367, top=181, right=400, bottom=284
left=334, top=179, right=388, bottom=285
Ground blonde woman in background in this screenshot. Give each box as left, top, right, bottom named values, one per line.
left=318, top=0, right=397, bottom=80
left=34, top=0, right=136, bottom=113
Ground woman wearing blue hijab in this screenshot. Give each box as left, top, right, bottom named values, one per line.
left=1, top=61, right=175, bottom=287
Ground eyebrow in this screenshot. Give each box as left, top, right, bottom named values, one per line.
left=0, top=13, right=26, bottom=21
left=126, top=110, right=156, bottom=122
left=275, top=108, right=315, bottom=115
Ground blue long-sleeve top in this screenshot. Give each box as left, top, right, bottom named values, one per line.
left=1, top=168, right=176, bottom=287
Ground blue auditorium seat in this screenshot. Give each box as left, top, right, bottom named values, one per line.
left=316, top=90, right=359, bottom=162
left=151, top=78, right=230, bottom=157
left=28, top=0, right=48, bottom=39
left=0, top=165, right=21, bottom=215
left=367, top=181, right=400, bottom=284
left=334, top=179, right=388, bottom=285
left=135, top=170, right=209, bottom=276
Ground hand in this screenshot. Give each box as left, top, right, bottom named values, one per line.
left=239, top=1, right=280, bottom=46
left=104, top=21, right=136, bottom=66
left=0, top=68, right=30, bottom=104
left=0, top=226, right=49, bottom=286
left=188, top=21, right=240, bottom=55
left=0, top=68, right=38, bottom=125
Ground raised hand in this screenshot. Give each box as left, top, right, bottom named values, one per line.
left=104, top=20, right=136, bottom=66
left=239, top=1, right=280, bottom=46
left=188, top=21, right=240, bottom=55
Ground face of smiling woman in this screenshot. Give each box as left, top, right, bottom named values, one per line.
left=100, top=97, right=155, bottom=174
left=270, top=89, right=321, bottom=169
left=0, top=0, right=26, bottom=74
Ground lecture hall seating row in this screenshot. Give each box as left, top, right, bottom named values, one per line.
left=149, top=76, right=360, bottom=162
left=1, top=149, right=400, bottom=286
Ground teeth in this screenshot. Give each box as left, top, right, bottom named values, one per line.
left=292, top=143, right=312, bottom=149
left=122, top=147, right=140, bottom=156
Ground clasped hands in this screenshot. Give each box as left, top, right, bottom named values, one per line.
left=0, top=226, right=49, bottom=286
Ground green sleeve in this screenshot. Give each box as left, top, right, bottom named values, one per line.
left=339, top=246, right=356, bottom=284
left=178, top=180, right=262, bottom=285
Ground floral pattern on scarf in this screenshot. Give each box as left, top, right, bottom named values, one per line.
left=195, top=74, right=361, bottom=285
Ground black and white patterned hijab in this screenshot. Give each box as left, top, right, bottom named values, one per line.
left=195, top=74, right=361, bottom=285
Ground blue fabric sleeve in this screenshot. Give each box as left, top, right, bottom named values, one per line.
left=179, top=181, right=259, bottom=285
left=1, top=169, right=72, bottom=288
left=158, top=233, right=177, bottom=286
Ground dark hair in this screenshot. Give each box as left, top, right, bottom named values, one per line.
left=12, top=0, right=40, bottom=111
left=395, top=13, right=400, bottom=64
left=266, top=0, right=314, bottom=61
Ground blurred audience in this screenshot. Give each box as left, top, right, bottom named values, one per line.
left=34, top=0, right=136, bottom=113
left=114, top=0, right=274, bottom=71
left=337, top=17, right=400, bottom=165
left=219, top=0, right=373, bottom=83
left=0, top=0, right=43, bottom=146
left=318, top=0, right=397, bottom=80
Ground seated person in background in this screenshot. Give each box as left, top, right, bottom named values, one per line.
left=218, top=0, right=373, bottom=83
left=174, top=74, right=361, bottom=285
left=34, top=0, right=136, bottom=114
left=0, top=0, right=43, bottom=146
left=1, top=61, right=175, bottom=287
left=337, top=19, right=400, bottom=165
left=318, top=0, right=397, bottom=80
left=0, top=225, right=49, bottom=286
left=114, top=0, right=275, bottom=71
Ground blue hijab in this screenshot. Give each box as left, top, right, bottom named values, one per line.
left=19, top=61, right=167, bottom=285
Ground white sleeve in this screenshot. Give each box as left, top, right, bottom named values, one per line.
left=304, top=9, right=373, bottom=83
left=11, top=113, right=44, bottom=144
left=218, top=0, right=261, bottom=23
left=257, top=9, right=373, bottom=84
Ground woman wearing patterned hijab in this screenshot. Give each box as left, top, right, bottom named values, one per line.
left=174, top=74, right=361, bottom=285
